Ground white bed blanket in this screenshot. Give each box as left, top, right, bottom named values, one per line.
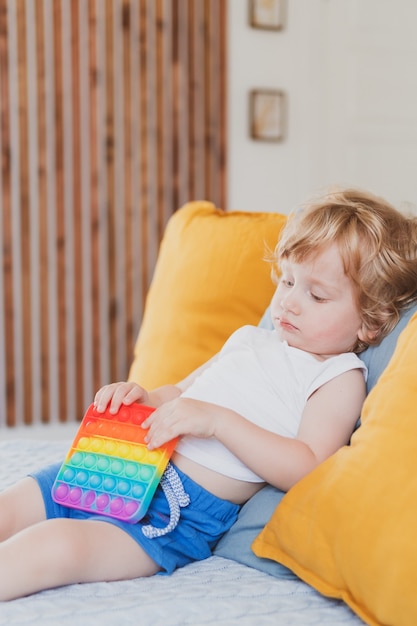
left=0, top=439, right=365, bottom=626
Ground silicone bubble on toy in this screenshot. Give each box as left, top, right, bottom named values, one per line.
left=51, top=403, right=178, bottom=522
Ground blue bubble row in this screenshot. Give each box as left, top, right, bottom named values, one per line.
left=58, top=464, right=150, bottom=499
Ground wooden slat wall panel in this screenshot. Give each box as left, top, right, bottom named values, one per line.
left=0, top=0, right=226, bottom=427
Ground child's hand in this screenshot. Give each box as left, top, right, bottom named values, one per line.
left=142, top=397, right=221, bottom=449
left=93, top=381, right=149, bottom=414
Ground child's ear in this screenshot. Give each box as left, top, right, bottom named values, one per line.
left=358, top=324, right=379, bottom=344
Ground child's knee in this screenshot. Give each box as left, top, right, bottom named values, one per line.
left=41, top=519, right=88, bottom=569
left=0, top=479, right=43, bottom=540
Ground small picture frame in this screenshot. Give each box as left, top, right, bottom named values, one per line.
left=249, top=0, right=285, bottom=31
left=250, top=89, right=285, bottom=142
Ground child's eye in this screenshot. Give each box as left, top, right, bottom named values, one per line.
left=311, top=292, right=326, bottom=302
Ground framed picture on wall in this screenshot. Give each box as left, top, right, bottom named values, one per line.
left=250, top=89, right=285, bottom=142
left=249, top=0, right=285, bottom=31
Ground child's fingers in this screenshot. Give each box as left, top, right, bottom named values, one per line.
left=93, top=385, right=114, bottom=411
left=142, top=405, right=179, bottom=449
left=94, top=382, right=144, bottom=413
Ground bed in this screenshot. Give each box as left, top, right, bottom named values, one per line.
left=1, top=202, right=416, bottom=626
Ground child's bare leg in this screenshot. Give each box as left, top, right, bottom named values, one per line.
left=0, top=477, right=48, bottom=541
left=0, top=517, right=160, bottom=601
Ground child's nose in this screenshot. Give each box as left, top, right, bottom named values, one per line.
left=281, top=289, right=299, bottom=314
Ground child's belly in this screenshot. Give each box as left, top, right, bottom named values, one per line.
left=172, top=451, right=265, bottom=505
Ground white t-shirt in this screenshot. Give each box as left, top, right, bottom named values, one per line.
left=175, top=326, right=367, bottom=482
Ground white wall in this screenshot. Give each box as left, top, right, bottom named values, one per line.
left=227, top=0, right=417, bottom=214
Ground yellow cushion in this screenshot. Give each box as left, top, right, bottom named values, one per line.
left=128, top=201, right=286, bottom=389
left=253, top=312, right=417, bottom=626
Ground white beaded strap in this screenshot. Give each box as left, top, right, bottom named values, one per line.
left=141, top=463, right=191, bottom=538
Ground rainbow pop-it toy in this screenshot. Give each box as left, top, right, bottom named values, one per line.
left=51, top=403, right=178, bottom=523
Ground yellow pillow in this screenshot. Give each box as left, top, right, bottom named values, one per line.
left=128, top=201, right=286, bottom=389
left=253, top=312, right=417, bottom=626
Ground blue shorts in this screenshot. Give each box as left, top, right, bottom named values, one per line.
left=30, top=462, right=240, bottom=574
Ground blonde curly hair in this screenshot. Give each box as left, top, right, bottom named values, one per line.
left=274, top=188, right=417, bottom=352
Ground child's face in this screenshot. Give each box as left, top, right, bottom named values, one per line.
left=270, top=243, right=365, bottom=358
